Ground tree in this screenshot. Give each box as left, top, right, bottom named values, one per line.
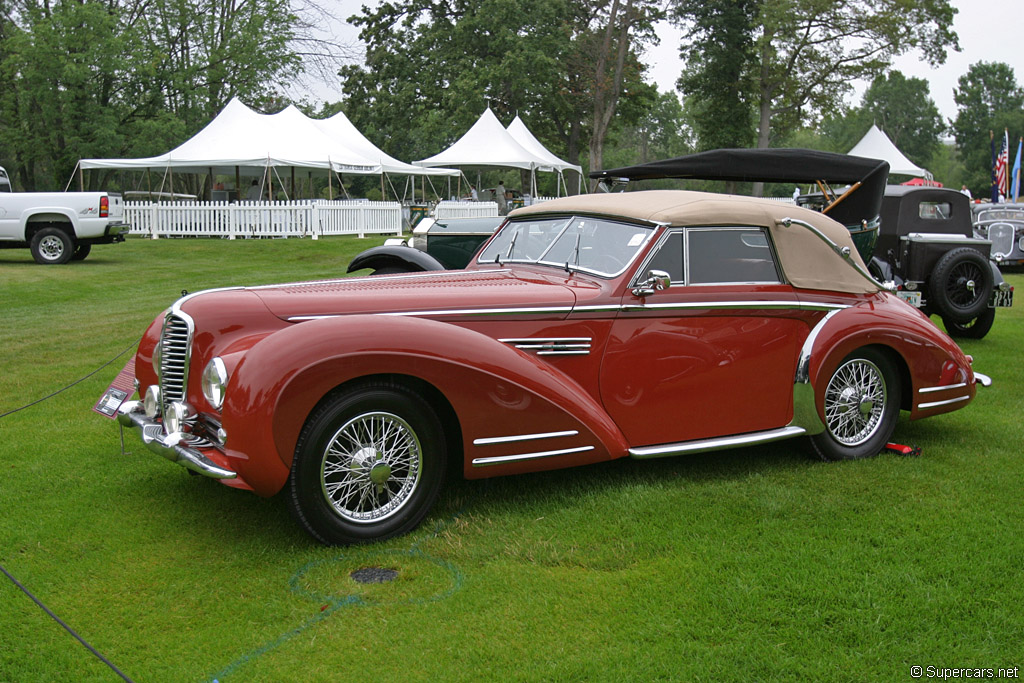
left=672, top=0, right=959, bottom=154
left=858, top=72, right=944, bottom=166
left=339, top=0, right=659, bottom=191
left=950, top=61, right=1024, bottom=196
left=0, top=0, right=302, bottom=190
left=673, top=0, right=758, bottom=152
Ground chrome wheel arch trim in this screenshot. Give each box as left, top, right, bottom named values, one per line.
left=789, top=308, right=845, bottom=436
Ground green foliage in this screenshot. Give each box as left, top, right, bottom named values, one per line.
left=859, top=72, right=945, bottom=165
left=673, top=0, right=759, bottom=151
left=0, top=0, right=301, bottom=191
left=951, top=61, right=1024, bottom=198
left=1, top=239, right=1022, bottom=680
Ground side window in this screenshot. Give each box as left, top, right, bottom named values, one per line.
left=644, top=231, right=684, bottom=283
left=919, top=202, right=951, bottom=220
left=687, top=228, right=780, bottom=285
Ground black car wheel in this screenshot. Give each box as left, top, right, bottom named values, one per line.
left=929, top=248, right=993, bottom=322
left=809, top=349, right=901, bottom=462
left=943, top=306, right=995, bottom=340
left=287, top=381, right=446, bottom=545
left=29, top=227, right=74, bottom=265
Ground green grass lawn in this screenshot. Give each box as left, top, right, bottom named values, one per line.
left=1, top=238, right=1022, bottom=682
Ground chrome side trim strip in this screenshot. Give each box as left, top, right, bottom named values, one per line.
left=918, top=382, right=968, bottom=394
left=287, top=301, right=850, bottom=323
left=917, top=395, right=971, bottom=410
left=473, top=430, right=579, bottom=446
left=629, top=426, right=806, bottom=459
left=471, top=445, right=595, bottom=467
left=621, top=300, right=849, bottom=313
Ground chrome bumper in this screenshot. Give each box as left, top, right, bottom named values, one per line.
left=974, top=372, right=992, bottom=388
left=116, top=400, right=237, bottom=480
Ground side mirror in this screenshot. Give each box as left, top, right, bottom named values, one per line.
left=631, top=269, right=672, bottom=297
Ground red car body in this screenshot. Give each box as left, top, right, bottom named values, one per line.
left=115, top=191, right=984, bottom=544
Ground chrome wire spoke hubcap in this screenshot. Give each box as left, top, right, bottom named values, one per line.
left=823, top=359, right=887, bottom=446
left=320, top=411, right=422, bottom=523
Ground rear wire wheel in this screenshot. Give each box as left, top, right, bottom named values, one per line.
left=287, top=382, right=446, bottom=545
left=810, top=349, right=901, bottom=461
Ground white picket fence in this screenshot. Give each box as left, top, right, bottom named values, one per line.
left=124, top=200, right=403, bottom=239
left=434, top=200, right=500, bottom=219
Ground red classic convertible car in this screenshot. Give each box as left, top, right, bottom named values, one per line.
left=109, top=191, right=988, bottom=545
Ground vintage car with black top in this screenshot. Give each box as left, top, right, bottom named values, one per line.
left=106, top=190, right=988, bottom=545
left=593, top=149, right=1013, bottom=339
left=973, top=203, right=1024, bottom=267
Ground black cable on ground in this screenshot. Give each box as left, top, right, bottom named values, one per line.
left=0, top=338, right=139, bottom=420
left=0, top=563, right=134, bottom=682
left=2, top=340, right=141, bottom=679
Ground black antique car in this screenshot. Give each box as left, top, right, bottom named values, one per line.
left=592, top=149, right=1013, bottom=339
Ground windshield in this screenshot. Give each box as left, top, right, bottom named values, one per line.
left=477, top=216, right=655, bottom=277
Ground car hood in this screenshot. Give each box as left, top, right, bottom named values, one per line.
left=246, top=268, right=580, bottom=321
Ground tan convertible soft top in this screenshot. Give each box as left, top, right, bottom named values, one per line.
left=511, top=190, right=879, bottom=294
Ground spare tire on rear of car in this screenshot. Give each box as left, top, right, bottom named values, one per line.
left=928, top=247, right=993, bottom=322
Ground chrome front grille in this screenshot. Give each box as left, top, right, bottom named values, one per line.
left=988, top=222, right=1015, bottom=257
left=159, top=311, right=194, bottom=411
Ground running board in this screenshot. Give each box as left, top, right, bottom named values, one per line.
left=628, top=426, right=807, bottom=459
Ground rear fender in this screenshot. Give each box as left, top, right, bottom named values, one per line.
left=223, top=315, right=629, bottom=494
left=798, top=296, right=975, bottom=423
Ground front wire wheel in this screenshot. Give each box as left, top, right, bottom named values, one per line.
left=288, top=382, right=446, bottom=545
left=810, top=349, right=901, bottom=461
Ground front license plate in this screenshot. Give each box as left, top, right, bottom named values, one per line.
left=92, top=357, right=136, bottom=419
left=993, top=288, right=1014, bottom=308
left=897, top=291, right=922, bottom=307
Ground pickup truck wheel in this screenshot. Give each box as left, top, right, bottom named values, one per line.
left=929, top=247, right=993, bottom=321
left=71, top=243, right=92, bottom=261
left=30, top=227, right=74, bottom=265
left=287, top=382, right=446, bottom=545
left=809, top=349, right=901, bottom=462
left=943, top=306, right=995, bottom=339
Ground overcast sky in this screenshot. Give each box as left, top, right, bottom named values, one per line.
left=311, top=0, right=1023, bottom=123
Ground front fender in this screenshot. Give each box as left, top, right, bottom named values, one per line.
left=222, top=315, right=630, bottom=494
left=346, top=245, right=446, bottom=274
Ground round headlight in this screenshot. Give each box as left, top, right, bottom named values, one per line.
left=164, top=401, right=187, bottom=434
left=143, top=385, right=161, bottom=418
left=152, top=341, right=162, bottom=378
left=201, top=357, right=229, bottom=410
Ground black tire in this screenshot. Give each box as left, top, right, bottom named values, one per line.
left=943, top=306, right=996, bottom=340
left=71, top=243, right=92, bottom=261
left=287, top=381, right=446, bottom=545
left=928, top=247, right=993, bottom=322
left=29, top=227, right=74, bottom=265
left=809, top=348, right=901, bottom=462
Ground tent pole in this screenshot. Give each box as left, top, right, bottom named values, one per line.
left=381, top=173, right=385, bottom=201
left=291, top=167, right=296, bottom=200
left=169, top=166, right=174, bottom=198
left=208, top=167, right=213, bottom=201
left=235, top=166, right=241, bottom=201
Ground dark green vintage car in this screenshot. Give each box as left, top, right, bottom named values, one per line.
left=347, top=215, right=505, bottom=274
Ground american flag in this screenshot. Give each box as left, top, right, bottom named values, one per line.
left=995, top=130, right=1010, bottom=198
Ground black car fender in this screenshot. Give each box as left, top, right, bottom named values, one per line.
left=346, top=245, right=446, bottom=274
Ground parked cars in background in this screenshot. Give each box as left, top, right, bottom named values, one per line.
left=106, top=190, right=987, bottom=545
left=592, top=149, right=1013, bottom=339
left=0, top=169, right=129, bottom=264
left=973, top=203, right=1024, bottom=267
left=872, top=185, right=1013, bottom=338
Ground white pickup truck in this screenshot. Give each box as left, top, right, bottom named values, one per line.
left=0, top=165, right=130, bottom=264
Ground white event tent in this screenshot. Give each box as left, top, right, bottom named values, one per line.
left=506, top=115, right=581, bottom=195
left=415, top=108, right=578, bottom=196
left=848, top=124, right=931, bottom=179
left=80, top=98, right=459, bottom=199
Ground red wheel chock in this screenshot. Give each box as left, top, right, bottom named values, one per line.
left=883, top=442, right=921, bottom=457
